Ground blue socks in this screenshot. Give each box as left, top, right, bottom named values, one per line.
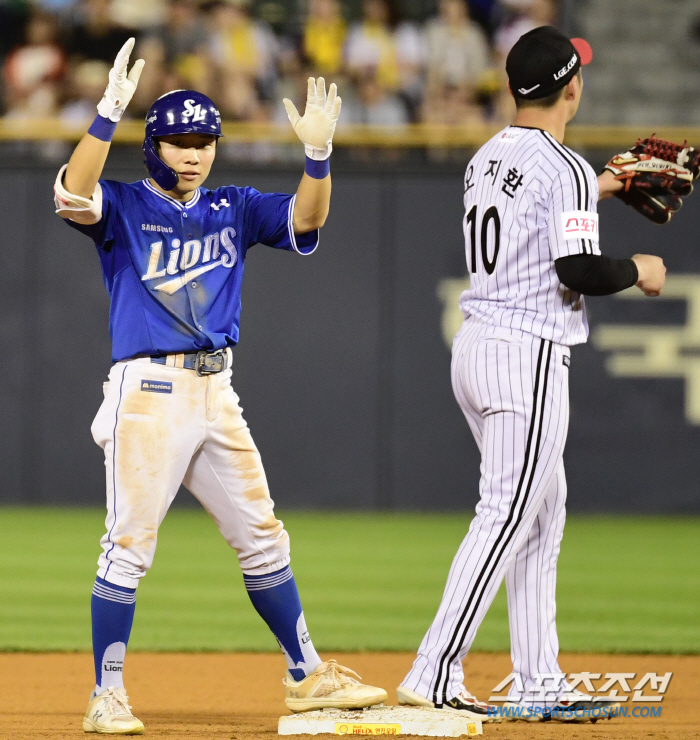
left=91, top=577, right=136, bottom=694
left=90, top=567, right=318, bottom=691
left=244, top=566, right=321, bottom=681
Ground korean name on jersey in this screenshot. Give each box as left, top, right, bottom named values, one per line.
left=460, top=126, right=600, bottom=346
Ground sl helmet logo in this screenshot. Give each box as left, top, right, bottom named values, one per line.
left=182, top=99, right=207, bottom=123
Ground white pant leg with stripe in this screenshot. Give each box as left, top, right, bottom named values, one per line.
left=506, top=459, right=568, bottom=705
left=401, top=317, right=570, bottom=705
left=90, top=354, right=290, bottom=589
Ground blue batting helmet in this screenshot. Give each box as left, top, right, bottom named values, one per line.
left=143, top=89, right=223, bottom=191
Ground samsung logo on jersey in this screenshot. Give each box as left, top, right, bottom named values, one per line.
left=142, top=224, right=174, bottom=233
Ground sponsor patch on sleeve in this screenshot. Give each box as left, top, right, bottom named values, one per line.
left=499, top=129, right=523, bottom=145
left=560, top=210, right=599, bottom=241
left=141, top=379, right=172, bottom=394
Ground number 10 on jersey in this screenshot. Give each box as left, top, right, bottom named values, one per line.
left=465, top=205, right=501, bottom=275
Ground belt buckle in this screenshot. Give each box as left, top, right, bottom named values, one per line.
left=195, top=349, right=224, bottom=376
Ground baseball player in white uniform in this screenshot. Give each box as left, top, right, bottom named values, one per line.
left=54, top=39, right=387, bottom=734
left=397, top=27, right=666, bottom=722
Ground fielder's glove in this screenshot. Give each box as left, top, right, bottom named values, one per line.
left=96, top=37, right=145, bottom=122
left=283, top=77, right=342, bottom=160
left=605, top=135, right=700, bottom=224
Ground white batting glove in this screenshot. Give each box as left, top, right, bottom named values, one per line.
left=283, top=77, right=342, bottom=161
left=96, top=37, right=145, bottom=122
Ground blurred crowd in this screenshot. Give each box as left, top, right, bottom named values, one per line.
left=0, top=0, right=560, bottom=127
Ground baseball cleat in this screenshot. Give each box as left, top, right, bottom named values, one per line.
left=284, top=659, right=388, bottom=712
left=396, top=684, right=501, bottom=722
left=502, top=689, right=621, bottom=723
left=83, top=687, right=144, bottom=734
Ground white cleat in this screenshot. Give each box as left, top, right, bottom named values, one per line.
left=83, top=687, right=144, bottom=734
left=284, top=660, right=388, bottom=712
left=396, top=685, right=433, bottom=708
left=397, top=684, right=501, bottom=722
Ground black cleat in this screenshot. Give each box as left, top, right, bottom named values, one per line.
left=502, top=691, right=621, bottom=723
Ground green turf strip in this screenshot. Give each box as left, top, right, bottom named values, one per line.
left=0, top=508, right=697, bottom=652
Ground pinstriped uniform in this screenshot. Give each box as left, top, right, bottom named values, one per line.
left=402, top=127, right=599, bottom=707
left=459, top=126, right=600, bottom=346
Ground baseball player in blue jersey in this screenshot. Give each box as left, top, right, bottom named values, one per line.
left=54, top=38, right=387, bottom=734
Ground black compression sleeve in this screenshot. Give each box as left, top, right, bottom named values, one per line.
left=554, top=254, right=639, bottom=296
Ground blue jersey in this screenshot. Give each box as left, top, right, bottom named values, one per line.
left=64, top=178, right=319, bottom=361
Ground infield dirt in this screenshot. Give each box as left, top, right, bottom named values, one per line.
left=0, top=652, right=696, bottom=739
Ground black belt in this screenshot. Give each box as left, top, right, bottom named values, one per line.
left=150, top=349, right=229, bottom=375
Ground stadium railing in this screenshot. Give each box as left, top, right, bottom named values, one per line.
left=1, top=120, right=699, bottom=149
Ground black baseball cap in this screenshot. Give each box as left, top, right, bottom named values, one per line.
left=506, top=26, right=593, bottom=101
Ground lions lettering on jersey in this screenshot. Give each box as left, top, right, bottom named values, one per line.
left=460, top=126, right=600, bottom=346
left=62, top=179, right=319, bottom=361
left=141, top=227, right=238, bottom=295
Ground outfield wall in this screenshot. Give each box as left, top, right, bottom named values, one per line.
left=1, top=154, right=699, bottom=512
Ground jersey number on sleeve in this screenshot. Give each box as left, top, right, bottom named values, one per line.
left=466, top=205, right=501, bottom=275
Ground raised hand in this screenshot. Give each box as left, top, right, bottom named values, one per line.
left=283, top=77, right=342, bottom=160
left=97, top=38, right=145, bottom=122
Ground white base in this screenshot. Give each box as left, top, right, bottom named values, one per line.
left=278, top=706, right=483, bottom=736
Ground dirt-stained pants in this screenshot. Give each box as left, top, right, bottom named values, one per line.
left=91, top=351, right=290, bottom=589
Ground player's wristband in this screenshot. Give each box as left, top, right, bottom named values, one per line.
left=305, top=156, right=330, bottom=180
left=88, top=114, right=118, bottom=142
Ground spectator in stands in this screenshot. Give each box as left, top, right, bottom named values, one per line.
left=494, top=0, right=557, bottom=59
left=66, top=0, right=133, bottom=65
left=345, top=0, right=401, bottom=92
left=273, top=44, right=307, bottom=120
left=356, top=73, right=409, bottom=125
left=147, top=0, right=212, bottom=93
left=422, top=81, right=486, bottom=127
left=0, top=0, right=561, bottom=133
left=209, top=0, right=278, bottom=120
left=344, top=0, right=424, bottom=120
left=491, top=0, right=558, bottom=123
left=394, top=16, right=426, bottom=120
left=60, top=58, right=110, bottom=124
left=110, top=0, right=167, bottom=31
left=466, top=0, right=503, bottom=37
left=3, top=9, right=66, bottom=118
left=130, top=35, right=167, bottom=115
left=303, top=0, right=347, bottom=75
left=424, top=0, right=491, bottom=104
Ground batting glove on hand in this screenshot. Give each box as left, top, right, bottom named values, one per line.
left=283, top=77, right=342, bottom=161
left=97, top=37, right=145, bottom=122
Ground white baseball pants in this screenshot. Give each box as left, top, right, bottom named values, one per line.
left=403, top=317, right=570, bottom=705
left=91, top=352, right=290, bottom=589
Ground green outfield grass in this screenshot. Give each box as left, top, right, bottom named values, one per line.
left=0, top=508, right=697, bottom=653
